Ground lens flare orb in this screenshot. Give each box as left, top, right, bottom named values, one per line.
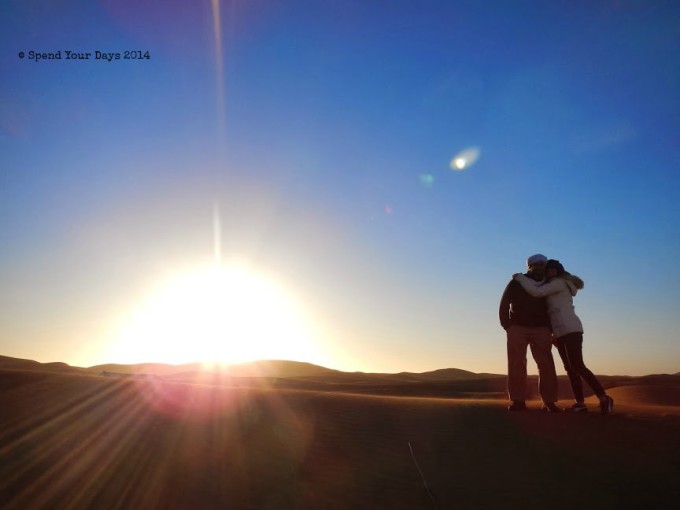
left=450, top=147, right=480, bottom=171
left=419, top=174, right=435, bottom=188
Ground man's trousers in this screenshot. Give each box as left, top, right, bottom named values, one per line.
left=506, top=325, right=557, bottom=403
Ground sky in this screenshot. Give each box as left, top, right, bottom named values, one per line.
left=1, top=0, right=678, bottom=376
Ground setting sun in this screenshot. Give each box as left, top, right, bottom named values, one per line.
left=104, top=262, right=326, bottom=366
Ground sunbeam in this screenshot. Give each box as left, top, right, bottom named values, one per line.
left=211, top=0, right=226, bottom=135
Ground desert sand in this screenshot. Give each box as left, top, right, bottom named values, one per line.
left=1, top=357, right=679, bottom=509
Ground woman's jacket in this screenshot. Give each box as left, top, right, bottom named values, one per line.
left=513, top=274, right=585, bottom=338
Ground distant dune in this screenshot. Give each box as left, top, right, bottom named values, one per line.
left=0, top=355, right=84, bottom=374
left=84, top=359, right=495, bottom=382
left=2, top=355, right=679, bottom=403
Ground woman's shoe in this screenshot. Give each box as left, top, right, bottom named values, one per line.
left=599, top=395, right=614, bottom=415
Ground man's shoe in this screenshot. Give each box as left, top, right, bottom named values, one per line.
left=599, top=395, right=614, bottom=415
left=567, top=402, right=588, bottom=413
left=508, top=401, right=526, bottom=411
left=541, top=403, right=562, bottom=413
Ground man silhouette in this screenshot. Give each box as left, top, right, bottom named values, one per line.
left=499, top=254, right=560, bottom=412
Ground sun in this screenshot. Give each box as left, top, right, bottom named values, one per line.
left=105, top=262, right=326, bottom=366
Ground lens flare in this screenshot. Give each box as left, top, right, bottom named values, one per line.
left=419, top=174, right=434, bottom=188
left=450, top=146, right=480, bottom=171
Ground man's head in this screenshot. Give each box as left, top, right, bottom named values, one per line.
left=526, top=253, right=547, bottom=280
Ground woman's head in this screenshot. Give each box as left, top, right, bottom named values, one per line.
left=545, top=259, right=565, bottom=279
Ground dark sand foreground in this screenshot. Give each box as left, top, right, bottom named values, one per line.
left=1, top=367, right=679, bottom=509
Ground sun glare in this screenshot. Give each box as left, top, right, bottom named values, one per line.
left=106, top=263, right=325, bottom=366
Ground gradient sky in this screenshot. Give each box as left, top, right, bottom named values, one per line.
left=1, top=0, right=679, bottom=375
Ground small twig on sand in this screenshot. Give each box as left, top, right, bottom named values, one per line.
left=408, top=441, right=439, bottom=510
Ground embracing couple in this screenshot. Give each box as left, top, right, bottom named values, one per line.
left=499, top=254, right=614, bottom=414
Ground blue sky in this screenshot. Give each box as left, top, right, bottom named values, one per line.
left=1, top=0, right=678, bottom=375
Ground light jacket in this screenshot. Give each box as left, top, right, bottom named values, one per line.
left=513, top=274, right=585, bottom=339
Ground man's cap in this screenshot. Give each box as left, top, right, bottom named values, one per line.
left=526, top=254, right=548, bottom=267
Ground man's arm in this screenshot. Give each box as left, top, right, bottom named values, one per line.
left=499, top=281, right=513, bottom=330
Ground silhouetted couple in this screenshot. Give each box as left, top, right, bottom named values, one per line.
left=499, top=254, right=613, bottom=414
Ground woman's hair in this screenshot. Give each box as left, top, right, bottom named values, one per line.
left=546, top=259, right=584, bottom=289
left=545, top=259, right=566, bottom=276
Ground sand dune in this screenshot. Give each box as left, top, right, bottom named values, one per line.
left=591, top=384, right=680, bottom=408
left=0, top=355, right=84, bottom=374
left=1, top=362, right=680, bottom=509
